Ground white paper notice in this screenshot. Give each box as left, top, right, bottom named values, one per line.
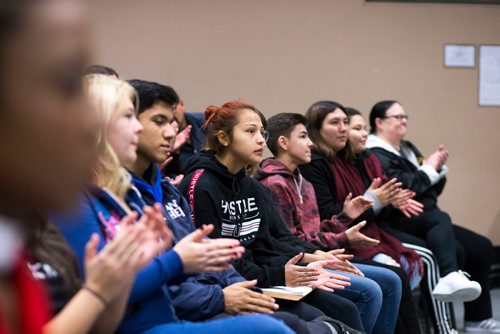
left=444, top=45, right=475, bottom=68
left=479, top=45, right=500, bottom=106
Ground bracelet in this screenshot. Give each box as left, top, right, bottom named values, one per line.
left=82, top=286, right=108, bottom=307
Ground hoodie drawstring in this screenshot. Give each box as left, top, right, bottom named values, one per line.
left=293, top=175, right=303, bottom=204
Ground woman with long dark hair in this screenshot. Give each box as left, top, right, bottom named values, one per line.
left=300, top=101, right=429, bottom=334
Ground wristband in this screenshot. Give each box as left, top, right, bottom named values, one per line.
left=82, top=286, right=108, bottom=307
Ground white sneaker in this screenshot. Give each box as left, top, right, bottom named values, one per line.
left=431, top=270, right=481, bottom=302
left=465, top=318, right=500, bottom=333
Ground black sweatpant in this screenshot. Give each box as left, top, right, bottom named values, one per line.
left=302, top=289, right=365, bottom=331
left=392, top=208, right=458, bottom=276
left=453, top=224, right=494, bottom=321
left=209, top=311, right=337, bottom=334
left=269, top=311, right=338, bottom=334
left=384, top=226, right=456, bottom=333
left=278, top=299, right=324, bottom=321
left=391, top=209, right=494, bottom=322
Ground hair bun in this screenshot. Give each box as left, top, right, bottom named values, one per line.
left=204, top=105, right=220, bottom=124
left=204, top=105, right=219, bottom=120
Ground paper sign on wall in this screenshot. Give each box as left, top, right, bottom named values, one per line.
left=444, top=44, right=475, bottom=68
left=479, top=45, right=500, bottom=107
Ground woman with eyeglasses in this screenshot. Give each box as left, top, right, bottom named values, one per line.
left=366, top=100, right=498, bottom=334
left=346, top=106, right=460, bottom=334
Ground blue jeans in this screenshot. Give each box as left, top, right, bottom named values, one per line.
left=328, top=263, right=402, bottom=334
left=141, top=314, right=294, bottom=334
left=358, top=263, right=402, bottom=334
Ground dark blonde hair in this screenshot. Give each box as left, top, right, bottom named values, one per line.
left=84, top=75, right=138, bottom=198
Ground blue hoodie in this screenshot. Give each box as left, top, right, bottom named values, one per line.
left=131, top=164, right=245, bottom=321
left=53, top=187, right=184, bottom=334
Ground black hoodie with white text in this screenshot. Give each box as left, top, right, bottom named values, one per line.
left=179, top=151, right=318, bottom=287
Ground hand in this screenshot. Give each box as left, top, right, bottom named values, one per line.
left=424, top=145, right=447, bottom=171
left=437, top=144, right=449, bottom=165
left=167, top=174, right=184, bottom=187
left=135, top=204, right=173, bottom=263
left=345, top=221, right=380, bottom=248
left=390, top=189, right=414, bottom=209
left=398, top=199, right=424, bottom=218
left=314, top=249, right=364, bottom=276
left=342, top=193, right=374, bottom=220
left=83, top=214, right=152, bottom=302
left=174, top=224, right=245, bottom=273
left=368, top=178, right=402, bottom=207
left=223, top=280, right=279, bottom=315
left=160, top=155, right=173, bottom=171
left=307, top=261, right=351, bottom=292
left=423, top=151, right=442, bottom=171
left=172, top=125, right=192, bottom=152
left=285, top=253, right=320, bottom=287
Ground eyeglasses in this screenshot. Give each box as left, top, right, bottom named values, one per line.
left=384, top=115, right=409, bottom=121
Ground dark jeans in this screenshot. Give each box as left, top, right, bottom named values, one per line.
left=353, top=257, right=421, bottom=334
left=389, top=211, right=494, bottom=322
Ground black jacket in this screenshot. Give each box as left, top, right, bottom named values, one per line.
left=366, top=135, right=446, bottom=211
left=179, top=151, right=318, bottom=287
left=299, top=153, right=378, bottom=224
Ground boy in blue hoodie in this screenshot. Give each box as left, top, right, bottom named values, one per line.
left=125, top=79, right=362, bottom=334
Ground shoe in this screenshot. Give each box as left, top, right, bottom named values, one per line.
left=465, top=318, right=500, bottom=333
left=432, top=270, right=481, bottom=302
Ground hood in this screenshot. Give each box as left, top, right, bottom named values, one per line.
left=254, top=158, right=296, bottom=181
left=129, top=164, right=163, bottom=204
left=366, top=134, right=401, bottom=157
left=185, top=151, right=247, bottom=193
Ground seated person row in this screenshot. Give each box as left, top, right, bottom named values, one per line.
left=76, top=70, right=362, bottom=333
left=55, top=75, right=298, bottom=334
left=178, top=100, right=407, bottom=334
left=367, top=100, right=498, bottom=333
left=125, top=79, right=357, bottom=334
left=254, top=112, right=423, bottom=334
left=297, top=101, right=468, bottom=334
left=346, top=107, right=457, bottom=333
